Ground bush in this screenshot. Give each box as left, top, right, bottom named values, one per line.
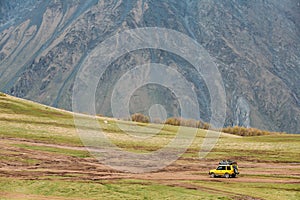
left=202, top=123, right=211, bottom=130
left=165, top=117, right=181, bottom=126
left=131, top=113, right=149, bottom=123
left=164, top=117, right=211, bottom=130
left=221, top=126, right=280, bottom=136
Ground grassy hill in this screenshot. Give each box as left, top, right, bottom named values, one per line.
left=0, top=93, right=299, bottom=200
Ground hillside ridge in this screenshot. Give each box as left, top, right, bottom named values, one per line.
left=0, top=0, right=299, bottom=133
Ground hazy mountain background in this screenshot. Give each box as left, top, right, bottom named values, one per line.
left=0, top=0, right=299, bottom=133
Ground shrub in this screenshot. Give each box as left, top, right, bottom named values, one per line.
left=202, top=123, right=211, bottom=130
left=164, top=117, right=211, bottom=130
left=131, top=113, right=149, bottom=123
left=221, top=126, right=277, bottom=136
left=165, top=117, right=181, bottom=126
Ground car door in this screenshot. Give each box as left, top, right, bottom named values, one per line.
left=226, top=166, right=232, bottom=174
left=216, top=166, right=225, bottom=175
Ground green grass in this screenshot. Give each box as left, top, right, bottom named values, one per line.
left=206, top=135, right=300, bottom=163
left=242, top=173, right=300, bottom=180
left=13, top=144, right=90, bottom=158
left=1, top=94, right=300, bottom=161
left=0, top=95, right=189, bottom=149
left=0, top=95, right=83, bottom=146
left=0, top=178, right=230, bottom=200
left=0, top=96, right=71, bottom=119
left=0, top=94, right=206, bottom=152
left=188, top=180, right=300, bottom=200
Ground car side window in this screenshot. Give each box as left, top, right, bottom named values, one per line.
left=217, top=166, right=223, bottom=170
left=227, top=166, right=231, bottom=170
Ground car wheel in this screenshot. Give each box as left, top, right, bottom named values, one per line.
left=231, top=174, right=236, bottom=178
left=210, top=173, right=215, bottom=178
left=224, top=173, right=230, bottom=178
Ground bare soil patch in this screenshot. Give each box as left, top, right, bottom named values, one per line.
left=0, top=137, right=299, bottom=200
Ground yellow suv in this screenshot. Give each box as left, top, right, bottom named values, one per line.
left=209, top=160, right=239, bottom=178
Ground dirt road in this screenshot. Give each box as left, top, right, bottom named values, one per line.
left=1, top=137, right=299, bottom=185
left=1, top=137, right=300, bottom=199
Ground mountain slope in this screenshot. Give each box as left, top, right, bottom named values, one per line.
left=0, top=0, right=299, bottom=133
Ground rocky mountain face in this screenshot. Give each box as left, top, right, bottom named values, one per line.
left=0, top=0, right=299, bottom=133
